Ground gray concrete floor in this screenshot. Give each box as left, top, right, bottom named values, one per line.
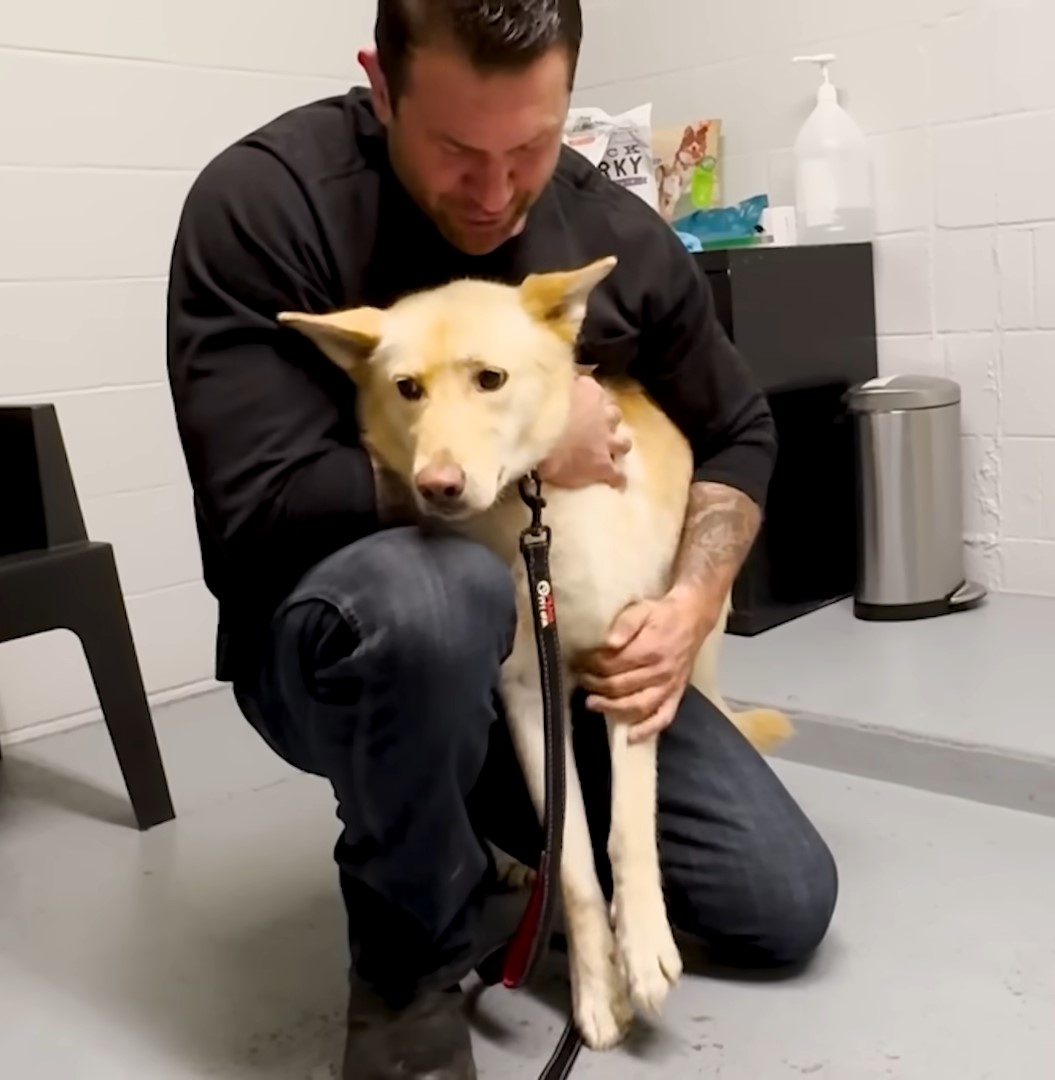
left=721, top=594, right=1055, bottom=759
left=2, top=690, right=1055, bottom=1078
left=719, top=594, right=1055, bottom=818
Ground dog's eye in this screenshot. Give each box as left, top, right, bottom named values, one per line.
left=395, top=377, right=424, bottom=401
left=476, top=369, right=508, bottom=392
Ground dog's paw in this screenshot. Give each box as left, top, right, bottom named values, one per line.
left=574, top=986, right=632, bottom=1051
left=571, top=950, right=633, bottom=1051
left=566, top=906, right=633, bottom=1051
left=616, top=900, right=683, bottom=1017
left=497, top=859, right=537, bottom=892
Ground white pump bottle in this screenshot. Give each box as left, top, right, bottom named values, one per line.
left=792, top=54, right=875, bottom=246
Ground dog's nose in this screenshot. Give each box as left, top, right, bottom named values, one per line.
left=415, top=464, right=467, bottom=504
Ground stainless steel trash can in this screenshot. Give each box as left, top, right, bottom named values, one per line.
left=847, top=374, right=987, bottom=621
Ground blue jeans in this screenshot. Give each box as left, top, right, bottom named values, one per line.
left=234, top=527, right=837, bottom=996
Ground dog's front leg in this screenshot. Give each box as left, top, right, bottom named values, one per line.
left=500, top=642, right=631, bottom=1050
left=607, top=721, right=683, bottom=1017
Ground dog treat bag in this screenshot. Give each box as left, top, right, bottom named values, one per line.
left=653, top=120, right=723, bottom=224
left=563, top=104, right=660, bottom=214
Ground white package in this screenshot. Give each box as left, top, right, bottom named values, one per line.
left=563, top=104, right=660, bottom=213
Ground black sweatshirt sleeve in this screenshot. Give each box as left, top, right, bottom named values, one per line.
left=166, top=144, right=379, bottom=598
left=631, top=226, right=778, bottom=510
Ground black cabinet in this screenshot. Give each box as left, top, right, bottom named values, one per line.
left=693, top=242, right=878, bottom=635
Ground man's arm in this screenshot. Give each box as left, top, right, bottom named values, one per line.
left=670, top=480, right=762, bottom=615
left=636, top=226, right=776, bottom=618
left=166, top=144, right=381, bottom=605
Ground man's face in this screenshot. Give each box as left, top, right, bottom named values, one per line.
left=363, top=45, right=571, bottom=256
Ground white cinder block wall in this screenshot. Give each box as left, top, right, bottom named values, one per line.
left=2, top=0, right=1053, bottom=739
left=576, top=0, right=1055, bottom=596
left=0, top=3, right=372, bottom=740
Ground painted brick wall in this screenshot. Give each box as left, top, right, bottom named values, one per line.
left=575, top=0, right=1055, bottom=596
left=0, top=4, right=373, bottom=740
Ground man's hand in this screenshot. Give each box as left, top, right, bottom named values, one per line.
left=538, top=374, right=630, bottom=490
left=575, top=584, right=715, bottom=743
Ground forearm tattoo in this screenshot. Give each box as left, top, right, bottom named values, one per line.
left=673, top=481, right=762, bottom=598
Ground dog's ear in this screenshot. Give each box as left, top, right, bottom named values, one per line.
left=277, top=307, right=384, bottom=378
left=519, top=256, right=618, bottom=344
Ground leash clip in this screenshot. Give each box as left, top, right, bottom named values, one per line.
left=519, top=471, right=546, bottom=530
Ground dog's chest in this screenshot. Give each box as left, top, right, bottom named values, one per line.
left=523, top=486, right=673, bottom=654
left=462, top=467, right=682, bottom=657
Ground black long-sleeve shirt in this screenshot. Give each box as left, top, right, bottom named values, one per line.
left=166, top=88, right=777, bottom=682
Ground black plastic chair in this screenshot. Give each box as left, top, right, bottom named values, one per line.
left=0, top=403, right=175, bottom=830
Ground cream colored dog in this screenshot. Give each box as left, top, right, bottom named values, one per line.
left=279, top=257, right=791, bottom=1050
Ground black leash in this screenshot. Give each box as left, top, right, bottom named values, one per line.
left=478, top=470, right=584, bottom=1078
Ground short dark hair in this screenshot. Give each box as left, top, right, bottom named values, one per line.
left=375, top=0, right=583, bottom=105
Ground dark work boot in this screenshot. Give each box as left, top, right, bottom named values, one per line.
left=343, top=980, right=476, bottom=1079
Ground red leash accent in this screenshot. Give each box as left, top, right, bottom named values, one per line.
left=502, top=855, right=548, bottom=988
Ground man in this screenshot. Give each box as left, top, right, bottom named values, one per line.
left=166, top=2, right=838, bottom=1077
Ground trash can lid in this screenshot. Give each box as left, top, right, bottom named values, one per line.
left=847, top=374, right=961, bottom=413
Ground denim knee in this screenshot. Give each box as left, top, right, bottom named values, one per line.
left=702, top=840, right=839, bottom=968
left=754, top=843, right=837, bottom=965
left=279, top=527, right=517, bottom=716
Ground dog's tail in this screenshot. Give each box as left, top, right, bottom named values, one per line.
left=729, top=707, right=794, bottom=753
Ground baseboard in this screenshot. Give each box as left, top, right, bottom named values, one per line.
left=743, top=700, right=1055, bottom=820
left=1, top=679, right=221, bottom=747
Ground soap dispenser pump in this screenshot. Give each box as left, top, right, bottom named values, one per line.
left=792, top=53, right=875, bottom=246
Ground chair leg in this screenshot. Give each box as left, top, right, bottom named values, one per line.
left=71, top=547, right=175, bottom=831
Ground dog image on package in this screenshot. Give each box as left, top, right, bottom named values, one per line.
left=278, top=260, right=791, bottom=1050
left=653, top=120, right=723, bottom=224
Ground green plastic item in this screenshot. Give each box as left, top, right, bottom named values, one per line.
left=689, top=156, right=719, bottom=210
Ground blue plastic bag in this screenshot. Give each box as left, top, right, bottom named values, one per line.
left=673, top=194, right=769, bottom=249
